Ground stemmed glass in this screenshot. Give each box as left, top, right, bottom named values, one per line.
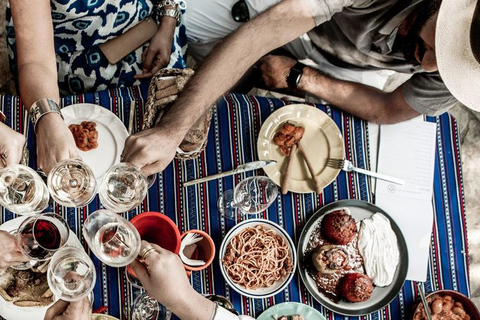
left=47, top=159, right=97, bottom=207
left=125, top=268, right=171, bottom=320
left=217, top=176, right=278, bottom=219
left=98, top=163, right=148, bottom=213
left=0, top=164, right=50, bottom=215
left=83, top=209, right=141, bottom=267
left=47, top=246, right=96, bottom=301
left=14, top=213, right=70, bottom=267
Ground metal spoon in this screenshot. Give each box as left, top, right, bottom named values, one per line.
left=417, top=282, right=433, bottom=320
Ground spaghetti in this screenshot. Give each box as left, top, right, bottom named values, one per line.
left=222, top=225, right=293, bottom=289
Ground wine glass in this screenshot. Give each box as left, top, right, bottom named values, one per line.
left=0, top=164, right=50, bottom=215
left=132, top=292, right=172, bottom=320
left=47, top=246, right=96, bottom=301
left=47, top=159, right=97, bottom=207
left=16, top=213, right=70, bottom=262
left=98, top=163, right=148, bottom=213
left=217, top=176, right=278, bottom=219
left=83, top=209, right=141, bottom=267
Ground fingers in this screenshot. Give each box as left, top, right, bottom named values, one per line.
left=141, top=161, right=165, bottom=176
left=44, top=299, right=70, bottom=320
left=142, top=47, right=157, bottom=74
left=64, top=297, right=91, bottom=316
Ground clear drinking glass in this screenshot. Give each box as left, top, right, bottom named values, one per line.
left=0, top=164, right=50, bottom=215
left=217, top=176, right=278, bottom=219
left=98, top=163, right=148, bottom=213
left=16, top=213, right=70, bottom=262
left=132, top=292, right=172, bottom=320
left=47, top=246, right=96, bottom=301
left=47, top=159, right=97, bottom=207
left=83, top=209, right=141, bottom=267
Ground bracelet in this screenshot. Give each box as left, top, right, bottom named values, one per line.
left=157, top=0, right=177, bottom=8
left=29, top=98, right=63, bottom=133
left=156, top=8, right=182, bottom=26
left=209, top=302, right=219, bottom=320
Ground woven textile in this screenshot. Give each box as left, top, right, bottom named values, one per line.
left=0, top=83, right=468, bottom=320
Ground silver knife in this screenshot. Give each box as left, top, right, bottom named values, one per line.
left=183, top=160, right=277, bottom=187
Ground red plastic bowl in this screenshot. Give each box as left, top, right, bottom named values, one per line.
left=130, top=211, right=181, bottom=254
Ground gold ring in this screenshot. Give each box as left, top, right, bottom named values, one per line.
left=139, top=246, right=156, bottom=260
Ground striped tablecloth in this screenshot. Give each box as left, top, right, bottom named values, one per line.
left=0, top=83, right=469, bottom=320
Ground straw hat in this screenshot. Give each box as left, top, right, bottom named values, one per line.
left=436, top=0, right=480, bottom=111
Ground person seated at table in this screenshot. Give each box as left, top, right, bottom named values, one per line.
left=130, top=241, right=241, bottom=320
left=7, top=0, right=187, bottom=174
left=122, top=0, right=480, bottom=175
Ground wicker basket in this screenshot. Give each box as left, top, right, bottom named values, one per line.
left=143, top=68, right=213, bottom=160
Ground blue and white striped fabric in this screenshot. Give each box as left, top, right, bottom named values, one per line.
left=0, top=83, right=469, bottom=320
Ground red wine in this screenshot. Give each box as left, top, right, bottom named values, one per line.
left=34, top=220, right=61, bottom=250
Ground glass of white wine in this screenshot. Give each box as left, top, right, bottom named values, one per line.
left=132, top=292, right=171, bottom=320
left=0, top=164, right=50, bottom=215
left=47, top=159, right=97, bottom=207
left=217, top=176, right=278, bottom=219
left=47, top=246, right=96, bottom=301
left=83, top=209, right=141, bottom=267
left=98, top=163, right=148, bottom=213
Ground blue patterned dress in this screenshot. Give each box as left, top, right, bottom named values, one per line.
left=6, top=0, right=187, bottom=95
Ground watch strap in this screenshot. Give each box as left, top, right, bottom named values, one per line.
left=29, top=98, right=63, bottom=132
left=286, top=62, right=306, bottom=88
left=156, top=8, right=182, bottom=26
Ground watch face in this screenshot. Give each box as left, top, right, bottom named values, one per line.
left=232, top=0, right=250, bottom=22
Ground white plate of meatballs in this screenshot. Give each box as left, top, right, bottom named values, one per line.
left=297, top=199, right=408, bottom=316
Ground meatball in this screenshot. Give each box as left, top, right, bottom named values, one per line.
left=321, top=209, right=357, bottom=245
left=340, top=273, right=374, bottom=302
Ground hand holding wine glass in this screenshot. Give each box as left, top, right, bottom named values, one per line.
left=98, top=163, right=148, bottom=213
left=83, top=210, right=141, bottom=267
left=43, top=297, right=92, bottom=320
left=0, top=164, right=50, bottom=215
left=0, top=230, right=29, bottom=268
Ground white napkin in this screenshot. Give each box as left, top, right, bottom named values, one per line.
left=374, top=117, right=437, bottom=281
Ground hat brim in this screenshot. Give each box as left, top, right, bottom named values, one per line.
left=436, top=0, right=480, bottom=111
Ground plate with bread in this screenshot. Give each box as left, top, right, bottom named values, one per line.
left=257, top=104, right=344, bottom=194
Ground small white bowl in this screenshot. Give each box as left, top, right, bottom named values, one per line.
left=219, top=219, right=297, bottom=299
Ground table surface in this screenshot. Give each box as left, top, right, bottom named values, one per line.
left=0, top=83, right=469, bottom=320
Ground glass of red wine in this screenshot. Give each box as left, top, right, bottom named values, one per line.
left=16, top=213, right=70, bottom=262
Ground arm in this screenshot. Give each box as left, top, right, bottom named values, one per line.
left=10, top=0, right=79, bottom=173
left=260, top=55, right=420, bottom=124
left=130, top=242, right=217, bottom=320
left=123, top=0, right=316, bottom=174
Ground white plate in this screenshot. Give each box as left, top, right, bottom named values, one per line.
left=257, top=104, right=345, bottom=194
left=61, top=103, right=128, bottom=182
left=219, top=219, right=296, bottom=299
left=0, top=217, right=83, bottom=320
left=257, top=302, right=325, bottom=320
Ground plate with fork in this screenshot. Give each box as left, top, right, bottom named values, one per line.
left=257, top=104, right=345, bottom=194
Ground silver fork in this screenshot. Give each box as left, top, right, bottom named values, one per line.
left=326, top=158, right=405, bottom=185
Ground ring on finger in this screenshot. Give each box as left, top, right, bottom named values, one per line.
left=139, top=246, right=156, bottom=260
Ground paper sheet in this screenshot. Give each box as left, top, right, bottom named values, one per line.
left=375, top=117, right=437, bottom=281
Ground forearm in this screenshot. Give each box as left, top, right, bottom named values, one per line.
left=18, top=63, right=59, bottom=111
left=165, top=288, right=216, bottom=320
left=158, top=0, right=315, bottom=136
left=298, top=67, right=419, bottom=124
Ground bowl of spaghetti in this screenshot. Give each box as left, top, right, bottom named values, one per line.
left=219, top=219, right=296, bottom=298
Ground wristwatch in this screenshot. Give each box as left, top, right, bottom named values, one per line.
left=29, top=98, right=63, bottom=132
left=286, top=62, right=306, bottom=88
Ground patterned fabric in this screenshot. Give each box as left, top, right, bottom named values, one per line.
left=0, top=84, right=469, bottom=320
left=5, top=0, right=187, bottom=96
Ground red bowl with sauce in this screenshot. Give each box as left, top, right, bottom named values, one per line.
left=411, top=290, right=480, bottom=320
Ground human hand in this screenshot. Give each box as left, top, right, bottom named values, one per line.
left=121, top=126, right=181, bottom=176
left=129, top=241, right=196, bottom=311
left=134, top=19, right=176, bottom=80
left=43, top=297, right=92, bottom=320
left=260, top=55, right=297, bottom=89
left=0, top=230, right=29, bottom=268
left=0, top=122, right=25, bottom=169
left=36, top=113, right=80, bottom=174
